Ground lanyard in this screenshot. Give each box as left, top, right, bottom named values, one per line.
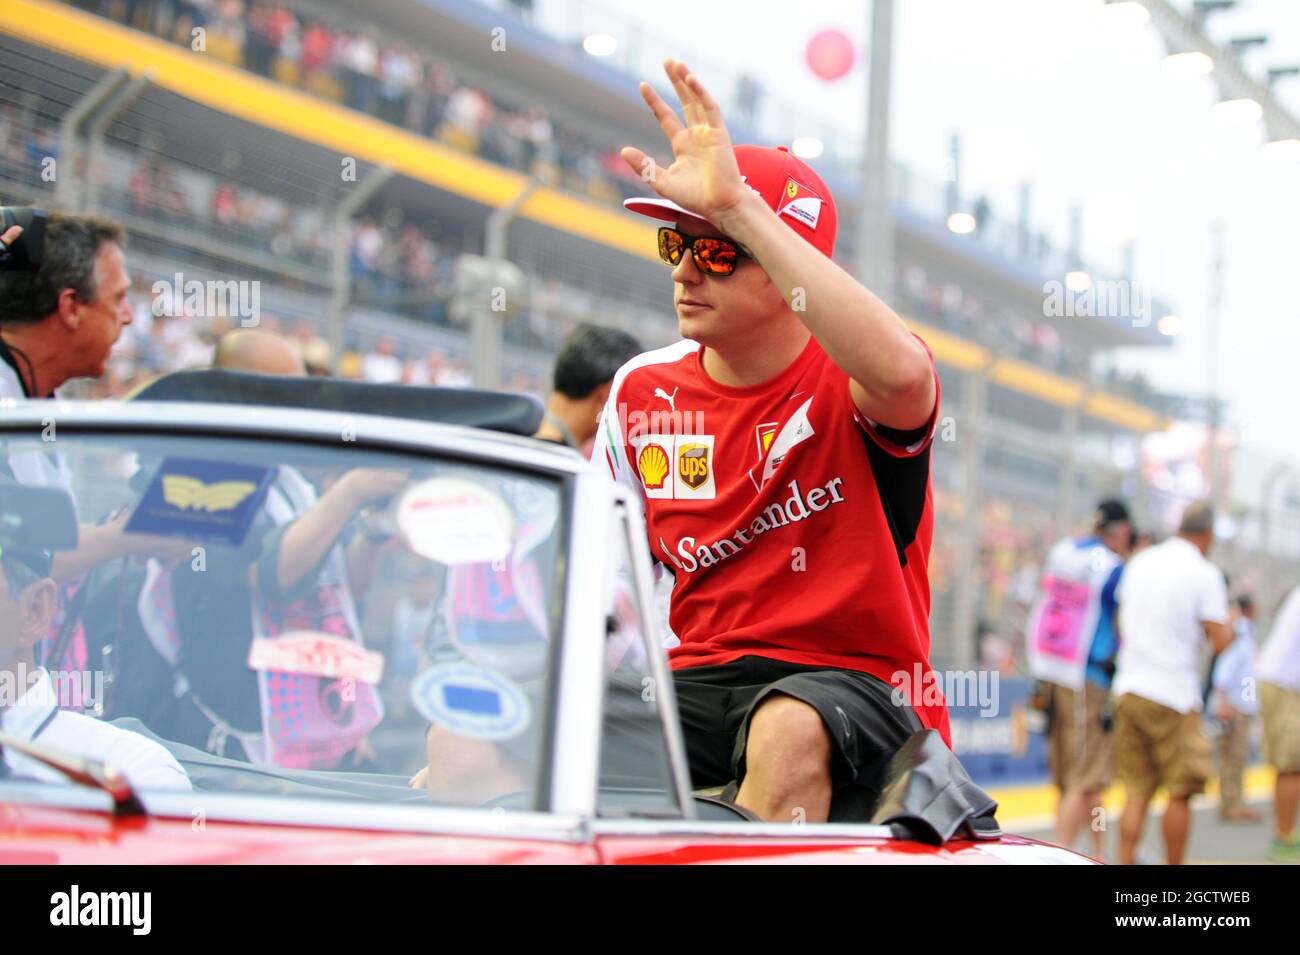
left=30, top=706, right=58, bottom=741
left=0, top=337, right=34, bottom=398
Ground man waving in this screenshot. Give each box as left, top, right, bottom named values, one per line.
left=593, top=60, right=950, bottom=823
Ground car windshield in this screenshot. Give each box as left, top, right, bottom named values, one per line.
left=0, top=428, right=565, bottom=814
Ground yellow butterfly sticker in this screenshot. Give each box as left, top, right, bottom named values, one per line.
left=162, top=476, right=258, bottom=513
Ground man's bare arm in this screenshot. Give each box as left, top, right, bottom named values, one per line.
left=50, top=516, right=191, bottom=581
left=275, top=469, right=407, bottom=593
left=622, top=59, right=934, bottom=431
left=713, top=189, right=935, bottom=430
left=1203, top=619, right=1232, bottom=654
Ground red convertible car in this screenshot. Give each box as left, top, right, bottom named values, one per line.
left=0, top=377, right=1092, bottom=864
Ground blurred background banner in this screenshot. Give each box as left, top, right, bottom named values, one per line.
left=947, top=677, right=1049, bottom=787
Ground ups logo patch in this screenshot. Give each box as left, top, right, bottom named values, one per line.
left=677, top=443, right=710, bottom=490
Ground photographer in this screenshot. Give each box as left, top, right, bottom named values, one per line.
left=0, top=213, right=133, bottom=399
left=0, top=213, right=183, bottom=583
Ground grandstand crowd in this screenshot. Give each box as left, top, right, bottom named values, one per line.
left=0, top=103, right=1160, bottom=408
left=69, top=0, right=645, bottom=204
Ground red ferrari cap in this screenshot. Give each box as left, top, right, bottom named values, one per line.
left=623, top=144, right=838, bottom=259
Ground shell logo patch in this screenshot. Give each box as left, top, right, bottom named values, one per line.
left=628, top=433, right=716, bottom=500
left=638, top=442, right=670, bottom=490
left=777, top=177, right=823, bottom=229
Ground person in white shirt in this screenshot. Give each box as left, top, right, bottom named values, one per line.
left=1210, top=594, right=1261, bottom=823
left=1112, top=501, right=1232, bottom=865
left=0, top=543, right=190, bottom=791
left=360, top=335, right=404, bottom=384
left=0, top=216, right=191, bottom=591
left=0, top=214, right=133, bottom=401
left=1257, top=583, right=1300, bottom=862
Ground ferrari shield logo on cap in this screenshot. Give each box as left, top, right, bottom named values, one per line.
left=777, top=177, right=823, bottom=229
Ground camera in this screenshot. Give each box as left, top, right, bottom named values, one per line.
left=0, top=206, right=48, bottom=273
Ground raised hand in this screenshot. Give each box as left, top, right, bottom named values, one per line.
left=336, top=468, right=410, bottom=508
left=621, top=59, right=749, bottom=228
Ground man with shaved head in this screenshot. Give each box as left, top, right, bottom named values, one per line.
left=111, top=323, right=403, bottom=765
left=212, top=328, right=307, bottom=377
left=1111, top=500, right=1233, bottom=864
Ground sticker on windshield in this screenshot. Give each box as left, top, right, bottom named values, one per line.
left=410, top=662, right=531, bottom=741
left=125, top=457, right=275, bottom=546
left=397, top=478, right=513, bottom=565
left=247, top=630, right=385, bottom=684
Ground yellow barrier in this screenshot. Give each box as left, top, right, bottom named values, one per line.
left=991, top=357, right=1087, bottom=407
left=989, top=765, right=1276, bottom=835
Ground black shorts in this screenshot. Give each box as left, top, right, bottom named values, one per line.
left=672, top=655, right=924, bottom=817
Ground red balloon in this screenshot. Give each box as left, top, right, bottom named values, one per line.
left=806, top=28, right=855, bottom=81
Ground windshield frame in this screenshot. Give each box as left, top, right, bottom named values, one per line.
left=0, top=399, right=588, bottom=831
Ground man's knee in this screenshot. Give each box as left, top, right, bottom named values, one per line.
left=745, top=694, right=832, bottom=775
left=1123, top=786, right=1156, bottom=813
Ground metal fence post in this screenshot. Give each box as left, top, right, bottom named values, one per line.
left=472, top=178, right=536, bottom=388
left=856, top=0, right=895, bottom=305
left=55, top=69, right=130, bottom=211
left=84, top=73, right=153, bottom=211
left=328, top=166, right=394, bottom=373
left=949, top=356, right=992, bottom=670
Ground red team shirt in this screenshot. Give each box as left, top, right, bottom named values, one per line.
left=593, top=332, right=952, bottom=745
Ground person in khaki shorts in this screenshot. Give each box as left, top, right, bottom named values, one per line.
left=1026, top=500, right=1131, bottom=860
left=1210, top=594, right=1261, bottom=823
left=1257, top=583, right=1300, bottom=862
left=1046, top=680, right=1114, bottom=842
left=1112, top=502, right=1232, bottom=865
